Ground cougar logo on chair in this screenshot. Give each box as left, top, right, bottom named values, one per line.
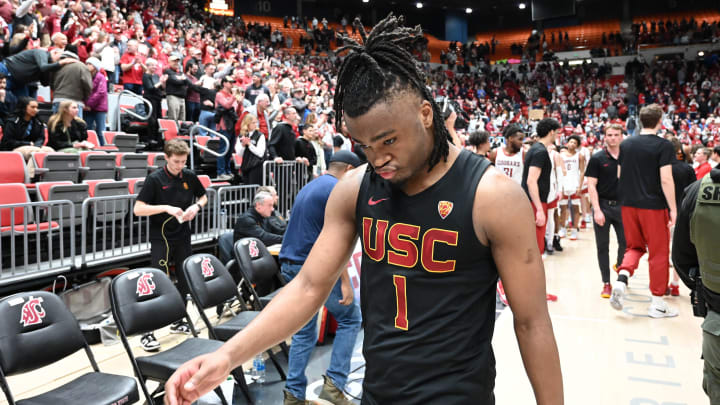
left=20, top=296, right=46, bottom=327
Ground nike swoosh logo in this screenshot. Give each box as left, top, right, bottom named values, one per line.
left=162, top=186, right=169, bottom=190
left=368, top=197, right=389, bottom=206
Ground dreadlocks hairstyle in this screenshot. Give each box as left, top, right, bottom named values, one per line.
left=334, top=13, right=452, bottom=171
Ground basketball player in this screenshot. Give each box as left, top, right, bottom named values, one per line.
left=558, top=135, right=586, bottom=240
left=490, top=123, right=524, bottom=184
left=164, top=14, right=562, bottom=405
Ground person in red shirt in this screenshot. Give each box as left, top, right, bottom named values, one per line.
left=694, top=147, right=712, bottom=180
left=215, top=75, right=242, bottom=179
left=120, top=39, right=145, bottom=94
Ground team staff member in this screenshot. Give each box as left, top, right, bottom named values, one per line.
left=279, top=151, right=363, bottom=405
left=672, top=167, right=720, bottom=403
left=610, top=104, right=677, bottom=318
left=585, top=124, right=626, bottom=298
left=165, top=14, right=561, bottom=405
left=134, top=139, right=208, bottom=351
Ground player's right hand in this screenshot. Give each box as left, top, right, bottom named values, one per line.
left=164, top=352, right=232, bottom=405
left=594, top=210, right=605, bottom=227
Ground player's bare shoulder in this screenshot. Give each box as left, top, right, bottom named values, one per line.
left=472, top=165, right=531, bottom=244
left=326, top=163, right=367, bottom=220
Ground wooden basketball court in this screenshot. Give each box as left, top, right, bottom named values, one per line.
left=0, top=225, right=705, bottom=404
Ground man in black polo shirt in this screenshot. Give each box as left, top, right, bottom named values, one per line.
left=585, top=124, right=626, bottom=299
left=522, top=118, right=560, bottom=256
left=611, top=104, right=677, bottom=318
left=133, top=139, right=208, bottom=351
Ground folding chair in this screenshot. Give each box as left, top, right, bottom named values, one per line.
left=109, top=268, right=235, bottom=405
left=181, top=253, right=287, bottom=383
left=233, top=237, right=286, bottom=310
left=0, top=291, right=139, bottom=405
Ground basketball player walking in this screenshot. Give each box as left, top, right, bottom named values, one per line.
left=165, top=14, right=562, bottom=405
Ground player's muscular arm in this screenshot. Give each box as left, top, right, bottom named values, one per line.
left=578, top=154, right=586, bottom=189
left=164, top=167, right=365, bottom=405
left=473, top=169, right=564, bottom=405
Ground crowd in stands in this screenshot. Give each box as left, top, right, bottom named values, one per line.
left=0, top=0, right=717, bottom=186
left=631, top=17, right=720, bottom=47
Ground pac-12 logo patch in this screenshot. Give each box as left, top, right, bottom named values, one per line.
left=20, top=296, right=46, bottom=327
left=248, top=240, right=260, bottom=258
left=201, top=257, right=215, bottom=278
left=438, top=201, right=454, bottom=219
left=136, top=273, right=156, bottom=297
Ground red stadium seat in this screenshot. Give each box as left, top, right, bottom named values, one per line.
left=86, top=130, right=119, bottom=152
left=125, top=178, right=145, bottom=194
left=158, top=119, right=179, bottom=140
left=197, top=175, right=211, bottom=189
left=36, top=181, right=88, bottom=226
left=0, top=183, right=59, bottom=234
left=32, top=152, right=81, bottom=182
left=79, top=151, right=117, bottom=180
left=0, top=152, right=33, bottom=187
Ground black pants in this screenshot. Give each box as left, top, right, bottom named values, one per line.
left=150, top=238, right=192, bottom=297
left=592, top=200, right=626, bottom=283
left=243, top=164, right=263, bottom=185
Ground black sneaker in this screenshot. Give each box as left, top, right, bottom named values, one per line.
left=140, top=333, right=160, bottom=352
left=169, top=320, right=192, bottom=335
left=553, top=235, right=564, bottom=252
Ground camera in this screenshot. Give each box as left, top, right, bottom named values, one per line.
left=437, top=97, right=469, bottom=130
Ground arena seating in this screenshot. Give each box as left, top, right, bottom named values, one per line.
left=79, top=151, right=118, bottom=180
left=86, top=130, right=119, bottom=152
left=109, top=267, right=241, bottom=404
left=0, top=152, right=33, bottom=187
left=0, top=291, right=140, bottom=405
left=115, top=153, right=149, bottom=179
left=0, top=183, right=59, bottom=234
left=36, top=181, right=89, bottom=227
left=32, top=153, right=81, bottom=183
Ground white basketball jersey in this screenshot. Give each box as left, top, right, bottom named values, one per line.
left=562, top=151, right=580, bottom=193
left=548, top=149, right=558, bottom=203
left=495, top=148, right=524, bottom=184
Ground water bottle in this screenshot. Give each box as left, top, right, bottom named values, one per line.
left=220, top=208, right=227, bottom=229
left=252, top=354, right=266, bottom=383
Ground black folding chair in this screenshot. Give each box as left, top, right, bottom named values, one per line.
left=233, top=237, right=286, bottom=310
left=0, top=291, right=139, bottom=405
left=182, top=253, right=287, bottom=382
left=109, top=268, right=236, bottom=405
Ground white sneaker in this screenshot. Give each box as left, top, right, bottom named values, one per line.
left=558, top=228, right=566, bottom=238
left=648, top=300, right=679, bottom=318
left=609, top=281, right=626, bottom=311
left=570, top=229, right=578, bottom=240
left=585, top=214, right=592, bottom=224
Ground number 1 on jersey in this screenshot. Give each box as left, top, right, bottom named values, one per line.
left=393, top=275, right=409, bottom=330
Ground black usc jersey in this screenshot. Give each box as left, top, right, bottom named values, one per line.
left=356, top=150, right=498, bottom=404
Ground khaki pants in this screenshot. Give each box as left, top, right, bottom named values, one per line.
left=14, top=145, right=54, bottom=178
left=703, top=310, right=720, bottom=404
left=166, top=95, right=186, bottom=121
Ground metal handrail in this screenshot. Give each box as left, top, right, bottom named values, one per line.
left=116, top=90, right=153, bottom=131
left=188, top=124, right=230, bottom=170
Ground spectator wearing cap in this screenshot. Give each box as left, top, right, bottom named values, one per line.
left=244, top=71, right=270, bottom=105
left=0, top=47, right=75, bottom=100
left=50, top=50, right=92, bottom=119
left=83, top=57, right=107, bottom=145
left=164, top=54, right=191, bottom=121
left=120, top=39, right=145, bottom=95
left=290, top=87, right=307, bottom=117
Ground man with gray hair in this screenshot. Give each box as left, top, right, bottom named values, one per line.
left=247, top=93, right=276, bottom=139
left=232, top=191, right=284, bottom=246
